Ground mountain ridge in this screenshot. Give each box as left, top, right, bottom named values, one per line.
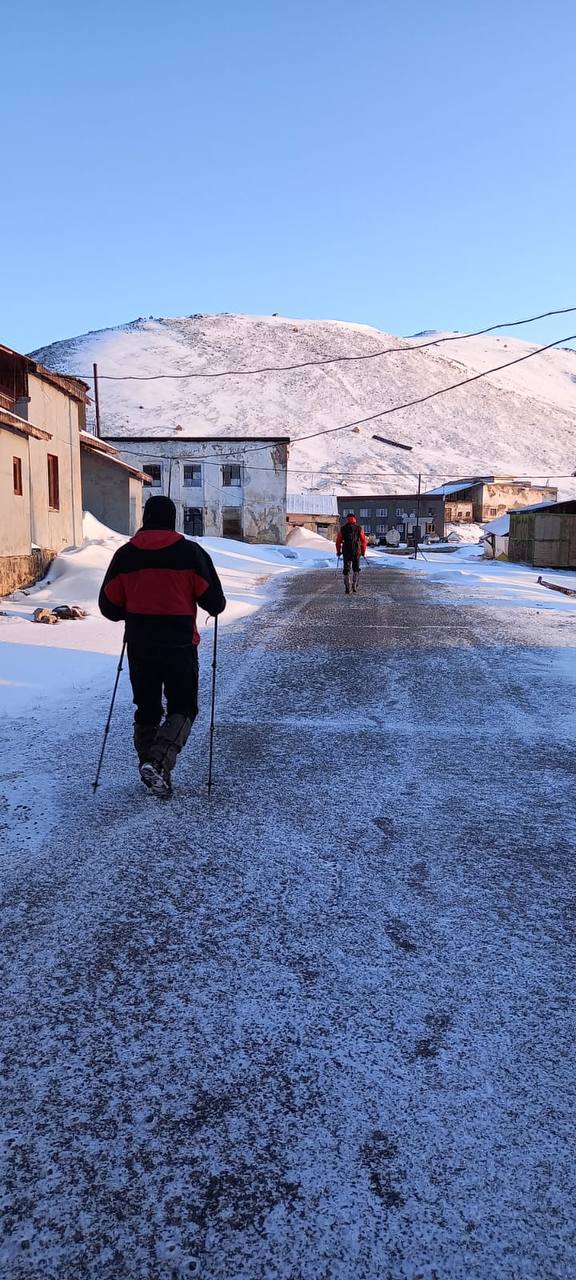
left=30, top=313, right=576, bottom=497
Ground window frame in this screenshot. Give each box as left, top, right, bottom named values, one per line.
left=47, top=453, right=60, bottom=510
left=182, top=463, right=202, bottom=489
left=13, top=456, right=23, bottom=496
left=144, top=462, right=162, bottom=488
left=222, top=463, right=242, bottom=488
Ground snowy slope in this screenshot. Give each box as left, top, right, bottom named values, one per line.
left=30, top=314, right=576, bottom=497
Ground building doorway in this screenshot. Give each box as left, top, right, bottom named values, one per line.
left=183, top=507, right=204, bottom=537
left=222, top=507, right=242, bottom=539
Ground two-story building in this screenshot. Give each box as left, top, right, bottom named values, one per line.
left=0, top=344, right=88, bottom=593
left=337, top=493, right=445, bottom=543
left=105, top=434, right=289, bottom=543
left=426, top=477, right=558, bottom=524
left=1, top=343, right=150, bottom=594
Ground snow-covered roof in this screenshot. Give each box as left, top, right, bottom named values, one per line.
left=287, top=493, right=339, bottom=515
left=484, top=514, right=510, bottom=535
left=0, top=406, right=51, bottom=440
left=425, top=481, right=477, bottom=497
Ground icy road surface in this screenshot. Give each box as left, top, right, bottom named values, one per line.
left=1, top=568, right=575, bottom=1279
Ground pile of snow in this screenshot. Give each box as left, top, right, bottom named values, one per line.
left=286, top=525, right=334, bottom=549
left=0, top=513, right=332, bottom=716
left=444, top=521, right=486, bottom=543
left=30, top=314, right=576, bottom=500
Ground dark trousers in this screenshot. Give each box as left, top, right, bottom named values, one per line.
left=127, top=644, right=199, bottom=725
left=343, top=555, right=361, bottom=575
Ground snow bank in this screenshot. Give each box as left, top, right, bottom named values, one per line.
left=370, top=543, right=576, bottom=610
left=444, top=521, right=485, bottom=544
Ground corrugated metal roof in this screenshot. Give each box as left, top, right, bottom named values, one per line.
left=287, top=493, right=339, bottom=515
left=425, top=481, right=476, bottom=496
left=509, top=499, right=576, bottom=515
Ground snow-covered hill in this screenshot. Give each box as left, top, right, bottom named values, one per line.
left=30, top=314, right=576, bottom=497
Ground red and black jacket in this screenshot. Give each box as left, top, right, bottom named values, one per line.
left=98, top=530, right=226, bottom=646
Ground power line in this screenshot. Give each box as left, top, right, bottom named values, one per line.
left=74, top=304, right=576, bottom=382
left=94, top=328, right=576, bottom=471
left=111, top=440, right=575, bottom=484
left=293, top=332, right=576, bottom=446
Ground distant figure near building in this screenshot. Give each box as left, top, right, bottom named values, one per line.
left=336, top=513, right=368, bottom=594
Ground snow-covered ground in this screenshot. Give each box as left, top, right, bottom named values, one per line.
left=369, top=542, right=576, bottom=611
left=0, top=514, right=333, bottom=718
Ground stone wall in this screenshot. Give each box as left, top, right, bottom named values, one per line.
left=0, top=549, right=54, bottom=598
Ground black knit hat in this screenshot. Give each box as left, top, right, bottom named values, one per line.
left=142, top=496, right=177, bottom=530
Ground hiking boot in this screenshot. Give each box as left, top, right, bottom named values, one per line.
left=352, top=572, right=360, bottom=593
left=139, top=761, right=172, bottom=798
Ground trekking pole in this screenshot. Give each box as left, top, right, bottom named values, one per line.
left=207, top=615, right=219, bottom=796
left=92, top=636, right=126, bottom=793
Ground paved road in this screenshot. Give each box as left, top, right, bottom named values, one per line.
left=2, top=567, right=575, bottom=1279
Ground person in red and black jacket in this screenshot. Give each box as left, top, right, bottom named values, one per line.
left=336, top=513, right=368, bottom=594
left=99, top=495, right=226, bottom=797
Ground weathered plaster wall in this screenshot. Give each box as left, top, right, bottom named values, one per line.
left=27, top=376, right=83, bottom=550
left=107, top=439, right=288, bottom=542
left=0, top=430, right=32, bottom=556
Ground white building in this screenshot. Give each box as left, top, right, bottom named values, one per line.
left=104, top=434, right=289, bottom=543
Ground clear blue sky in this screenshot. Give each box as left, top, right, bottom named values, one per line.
left=2, top=0, right=575, bottom=353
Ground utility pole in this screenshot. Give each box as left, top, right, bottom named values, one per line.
left=414, top=471, right=422, bottom=560
left=93, top=363, right=101, bottom=438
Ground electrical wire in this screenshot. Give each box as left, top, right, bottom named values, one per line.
left=74, top=304, right=576, bottom=381
left=110, top=439, right=576, bottom=484
left=293, top=332, right=576, bottom=445
left=102, top=328, right=576, bottom=467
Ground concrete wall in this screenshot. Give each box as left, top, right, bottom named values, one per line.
left=80, top=449, right=143, bottom=535
left=107, top=439, right=288, bottom=543
left=0, top=429, right=32, bottom=556
left=337, top=496, right=445, bottom=540
left=445, top=500, right=474, bottom=523
left=27, top=375, right=83, bottom=550
left=287, top=513, right=340, bottom=541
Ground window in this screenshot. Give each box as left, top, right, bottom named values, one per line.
left=375, top=507, right=388, bottom=517
left=359, top=507, right=370, bottom=517
left=13, top=456, right=23, bottom=496
left=222, top=464, right=242, bottom=487
left=145, top=463, right=162, bottom=487
left=47, top=454, right=60, bottom=510
left=489, top=507, right=497, bottom=516
left=183, top=507, right=204, bottom=536
left=377, top=523, right=388, bottom=534
left=222, top=507, right=242, bottom=538
left=183, top=464, right=202, bottom=488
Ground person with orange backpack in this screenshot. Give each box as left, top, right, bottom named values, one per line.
left=336, top=513, right=368, bottom=594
